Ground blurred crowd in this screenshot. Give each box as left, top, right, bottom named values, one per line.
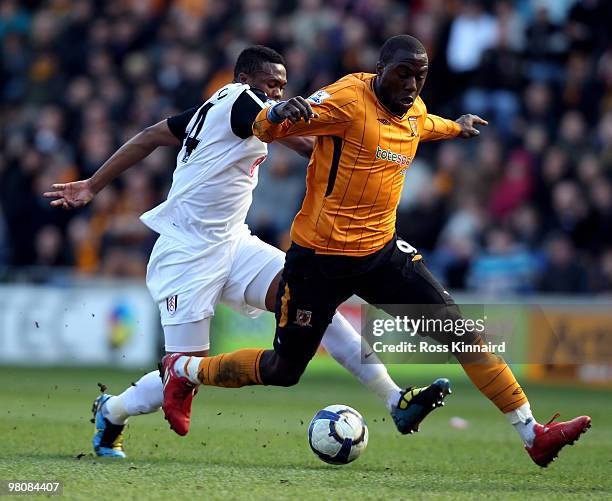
left=1, top=0, right=611, bottom=295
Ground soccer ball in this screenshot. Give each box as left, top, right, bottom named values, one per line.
left=307, top=404, right=369, bottom=464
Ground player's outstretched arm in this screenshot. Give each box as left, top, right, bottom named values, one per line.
left=420, top=113, right=487, bottom=142
left=253, top=89, right=357, bottom=144
left=44, top=120, right=180, bottom=210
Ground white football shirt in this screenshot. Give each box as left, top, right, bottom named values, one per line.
left=140, top=83, right=273, bottom=245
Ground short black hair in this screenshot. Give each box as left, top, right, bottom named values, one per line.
left=379, top=35, right=427, bottom=64
left=233, top=45, right=286, bottom=79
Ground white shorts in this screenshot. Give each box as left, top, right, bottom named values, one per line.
left=146, top=230, right=284, bottom=327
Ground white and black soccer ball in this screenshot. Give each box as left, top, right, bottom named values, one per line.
left=308, top=405, right=368, bottom=465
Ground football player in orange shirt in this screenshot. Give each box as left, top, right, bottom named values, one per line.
left=163, top=35, right=590, bottom=467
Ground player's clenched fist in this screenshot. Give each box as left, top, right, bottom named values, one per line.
left=267, top=97, right=319, bottom=124
left=43, top=179, right=96, bottom=210
left=455, top=114, right=488, bottom=138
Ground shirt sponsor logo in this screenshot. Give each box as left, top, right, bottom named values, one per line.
left=375, top=146, right=413, bottom=168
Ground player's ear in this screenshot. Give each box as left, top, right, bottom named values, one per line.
left=238, top=72, right=250, bottom=85
left=376, top=61, right=385, bottom=77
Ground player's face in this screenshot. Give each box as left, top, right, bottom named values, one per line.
left=375, top=51, right=428, bottom=116
left=243, top=63, right=287, bottom=101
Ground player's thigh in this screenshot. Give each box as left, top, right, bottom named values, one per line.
left=220, top=233, right=284, bottom=314
left=273, top=245, right=352, bottom=363
left=355, top=243, right=458, bottom=321
left=356, top=243, right=473, bottom=345
left=163, top=317, right=211, bottom=354
left=357, top=242, right=455, bottom=307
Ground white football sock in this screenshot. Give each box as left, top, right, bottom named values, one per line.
left=322, top=313, right=401, bottom=412
left=103, top=371, right=163, bottom=425
left=172, top=355, right=202, bottom=384
left=505, top=402, right=537, bottom=447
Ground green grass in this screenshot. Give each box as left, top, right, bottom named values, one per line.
left=0, top=366, right=610, bottom=500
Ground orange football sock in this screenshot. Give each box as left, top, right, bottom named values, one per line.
left=460, top=353, right=528, bottom=413
left=197, top=348, right=264, bottom=388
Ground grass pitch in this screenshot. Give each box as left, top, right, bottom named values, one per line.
left=1, top=365, right=610, bottom=500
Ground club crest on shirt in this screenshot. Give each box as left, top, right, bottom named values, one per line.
left=307, top=90, right=331, bottom=105
left=166, top=295, right=178, bottom=316
left=408, top=117, right=419, bottom=136
left=295, top=309, right=313, bottom=327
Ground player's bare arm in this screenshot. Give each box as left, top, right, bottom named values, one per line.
left=43, top=120, right=178, bottom=210
left=455, top=114, right=488, bottom=138
left=277, top=137, right=315, bottom=158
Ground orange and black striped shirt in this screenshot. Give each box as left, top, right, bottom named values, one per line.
left=253, top=72, right=461, bottom=256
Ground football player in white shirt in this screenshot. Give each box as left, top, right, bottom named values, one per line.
left=45, top=46, right=449, bottom=458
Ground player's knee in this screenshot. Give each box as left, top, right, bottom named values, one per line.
left=259, top=351, right=306, bottom=387
left=444, top=304, right=462, bottom=322
left=421, top=303, right=482, bottom=347
left=274, top=369, right=303, bottom=387
left=266, top=363, right=305, bottom=387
